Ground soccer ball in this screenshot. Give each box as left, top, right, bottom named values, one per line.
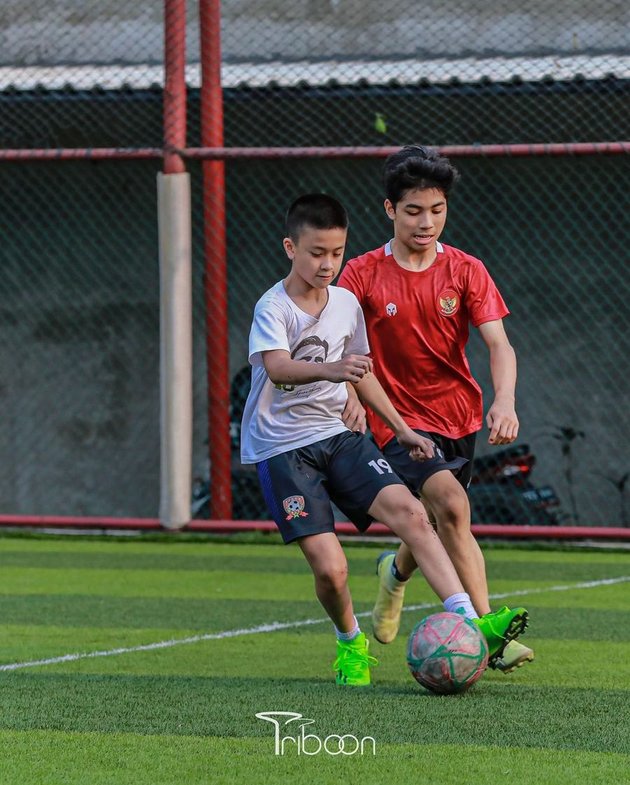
left=406, top=612, right=488, bottom=694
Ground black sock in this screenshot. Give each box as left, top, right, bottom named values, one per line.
left=391, top=558, right=410, bottom=582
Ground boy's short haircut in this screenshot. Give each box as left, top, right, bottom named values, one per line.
left=383, top=145, right=460, bottom=206
left=285, top=193, right=349, bottom=242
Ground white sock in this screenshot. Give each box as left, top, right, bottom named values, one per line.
left=444, top=592, right=479, bottom=620
left=335, top=617, right=361, bottom=641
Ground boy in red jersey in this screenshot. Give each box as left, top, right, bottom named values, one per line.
left=337, top=146, right=534, bottom=673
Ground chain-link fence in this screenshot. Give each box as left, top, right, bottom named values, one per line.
left=1, top=1, right=628, bottom=526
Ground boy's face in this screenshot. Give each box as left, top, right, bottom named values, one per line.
left=384, top=187, right=447, bottom=253
left=283, top=226, right=347, bottom=289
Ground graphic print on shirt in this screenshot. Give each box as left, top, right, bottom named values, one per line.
left=283, top=495, right=309, bottom=520
left=438, top=289, right=459, bottom=317
left=275, top=335, right=329, bottom=395
left=386, top=302, right=398, bottom=317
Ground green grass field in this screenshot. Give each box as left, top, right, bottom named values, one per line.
left=0, top=533, right=628, bottom=785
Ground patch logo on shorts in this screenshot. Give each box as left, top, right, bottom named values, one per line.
left=438, top=289, right=459, bottom=316
left=283, top=495, right=308, bottom=520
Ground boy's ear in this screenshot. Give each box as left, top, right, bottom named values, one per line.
left=384, top=199, right=395, bottom=221
left=282, top=237, right=295, bottom=259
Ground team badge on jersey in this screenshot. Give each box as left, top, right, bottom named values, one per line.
left=283, top=495, right=308, bottom=520
left=386, top=302, right=398, bottom=317
left=438, top=289, right=459, bottom=316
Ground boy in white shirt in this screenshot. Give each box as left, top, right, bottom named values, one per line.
left=241, top=194, right=528, bottom=686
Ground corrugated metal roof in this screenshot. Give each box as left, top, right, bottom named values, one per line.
left=1, top=54, right=628, bottom=92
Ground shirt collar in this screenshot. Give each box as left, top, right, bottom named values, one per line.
left=384, top=240, right=444, bottom=256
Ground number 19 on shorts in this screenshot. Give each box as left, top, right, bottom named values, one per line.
left=368, top=458, right=393, bottom=475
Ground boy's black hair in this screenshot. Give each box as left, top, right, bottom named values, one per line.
left=383, top=145, right=460, bottom=205
left=285, top=193, right=349, bottom=242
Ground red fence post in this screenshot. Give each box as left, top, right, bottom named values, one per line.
left=163, top=0, right=187, bottom=174
left=199, top=0, right=232, bottom=519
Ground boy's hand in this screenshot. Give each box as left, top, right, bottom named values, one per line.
left=324, top=355, right=373, bottom=383
left=342, top=393, right=367, bottom=433
left=486, top=398, right=519, bottom=445
left=396, top=427, right=436, bottom=461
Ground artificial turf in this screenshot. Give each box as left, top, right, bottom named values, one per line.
left=0, top=535, right=628, bottom=785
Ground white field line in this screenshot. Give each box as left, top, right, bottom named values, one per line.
left=1, top=575, right=628, bottom=673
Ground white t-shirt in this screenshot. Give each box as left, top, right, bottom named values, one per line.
left=240, top=281, right=370, bottom=463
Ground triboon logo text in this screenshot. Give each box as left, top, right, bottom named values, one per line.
left=255, top=711, right=376, bottom=756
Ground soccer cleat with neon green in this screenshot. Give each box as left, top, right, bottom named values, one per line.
left=473, top=606, right=529, bottom=667
left=494, top=639, right=535, bottom=673
left=333, top=633, right=378, bottom=686
left=372, top=551, right=406, bottom=644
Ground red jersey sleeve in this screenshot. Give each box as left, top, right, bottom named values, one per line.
left=464, top=260, right=510, bottom=327
left=337, top=256, right=366, bottom=304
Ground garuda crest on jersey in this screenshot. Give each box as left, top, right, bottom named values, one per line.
left=438, top=289, right=459, bottom=317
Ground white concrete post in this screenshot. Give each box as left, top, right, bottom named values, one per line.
left=158, top=171, right=192, bottom=529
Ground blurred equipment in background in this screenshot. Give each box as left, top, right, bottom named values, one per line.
left=469, top=444, right=563, bottom=525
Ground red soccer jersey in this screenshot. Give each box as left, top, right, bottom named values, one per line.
left=337, top=241, right=509, bottom=447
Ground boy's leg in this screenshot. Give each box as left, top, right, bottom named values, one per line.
left=422, top=472, right=491, bottom=614
left=372, top=470, right=490, bottom=644
left=375, top=431, right=494, bottom=642
left=373, top=432, right=477, bottom=638
left=368, top=485, right=466, bottom=601
left=379, top=503, right=534, bottom=669
left=382, top=476, right=490, bottom=600
left=368, top=485, right=528, bottom=665
left=298, top=531, right=355, bottom=633
left=299, top=531, right=377, bottom=686
left=256, top=442, right=375, bottom=685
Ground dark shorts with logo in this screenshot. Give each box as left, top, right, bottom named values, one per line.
left=381, top=430, right=476, bottom=494
left=256, top=430, right=406, bottom=543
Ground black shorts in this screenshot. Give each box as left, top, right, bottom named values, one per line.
left=381, top=430, right=476, bottom=494
left=256, top=431, right=405, bottom=543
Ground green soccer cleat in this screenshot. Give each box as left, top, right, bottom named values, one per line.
left=494, top=639, right=535, bottom=673
left=333, top=633, right=378, bottom=686
left=372, top=551, right=406, bottom=644
left=473, top=606, right=529, bottom=667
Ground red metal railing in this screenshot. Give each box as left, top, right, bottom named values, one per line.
left=1, top=141, right=628, bottom=162
left=0, top=514, right=628, bottom=539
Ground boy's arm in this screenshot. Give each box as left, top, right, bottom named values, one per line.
left=478, top=319, right=519, bottom=445
left=342, top=383, right=367, bottom=433
left=262, top=349, right=373, bottom=385
left=353, top=372, right=435, bottom=460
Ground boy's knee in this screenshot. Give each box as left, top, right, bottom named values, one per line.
left=434, top=487, right=469, bottom=527
left=386, top=496, right=429, bottom=527
left=316, top=564, right=349, bottom=593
